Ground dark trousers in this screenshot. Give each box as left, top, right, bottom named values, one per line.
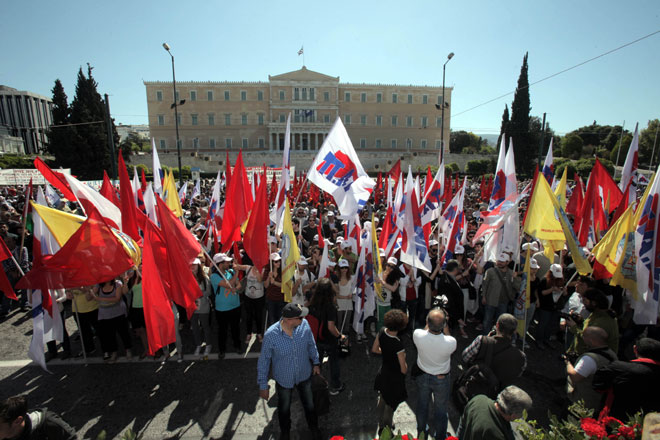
left=76, top=310, right=98, bottom=353
left=317, top=341, right=341, bottom=389
left=266, top=299, right=285, bottom=327
left=244, top=296, right=265, bottom=335
left=97, top=315, right=133, bottom=353
left=276, top=377, right=318, bottom=435
left=536, top=309, right=558, bottom=343
left=47, top=309, right=71, bottom=355
left=404, top=299, right=419, bottom=333
left=215, top=306, right=241, bottom=353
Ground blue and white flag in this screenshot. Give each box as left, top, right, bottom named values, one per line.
left=152, top=138, right=164, bottom=196
left=44, top=183, right=60, bottom=207
left=307, top=118, right=375, bottom=219
left=190, top=179, right=201, bottom=201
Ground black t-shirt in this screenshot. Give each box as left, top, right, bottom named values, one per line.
left=310, top=303, right=338, bottom=343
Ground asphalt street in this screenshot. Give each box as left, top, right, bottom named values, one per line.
left=0, top=306, right=567, bottom=439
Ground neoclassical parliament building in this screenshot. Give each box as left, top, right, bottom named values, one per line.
left=144, top=66, right=452, bottom=157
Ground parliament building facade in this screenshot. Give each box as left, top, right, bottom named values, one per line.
left=144, top=66, right=451, bottom=156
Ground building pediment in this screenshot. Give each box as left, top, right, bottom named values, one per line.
left=269, top=66, right=339, bottom=83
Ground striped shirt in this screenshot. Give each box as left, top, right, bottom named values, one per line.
left=257, top=319, right=320, bottom=390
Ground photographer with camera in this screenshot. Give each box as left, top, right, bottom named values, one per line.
left=566, top=288, right=619, bottom=356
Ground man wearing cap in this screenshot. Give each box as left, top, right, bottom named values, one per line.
left=481, top=253, right=515, bottom=335
left=257, top=303, right=322, bottom=440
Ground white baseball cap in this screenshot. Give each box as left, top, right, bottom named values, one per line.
left=454, top=244, right=465, bottom=254
left=550, top=264, right=563, bottom=278
left=270, top=252, right=281, bottom=262
left=297, top=258, right=308, bottom=266
left=338, top=259, right=350, bottom=268
left=530, top=258, right=540, bottom=270
left=341, top=241, right=352, bottom=249
left=268, top=236, right=278, bottom=244
left=379, top=248, right=386, bottom=257
left=429, top=239, right=439, bottom=246
left=496, top=252, right=509, bottom=263
left=387, top=257, right=398, bottom=266
left=213, top=253, right=232, bottom=263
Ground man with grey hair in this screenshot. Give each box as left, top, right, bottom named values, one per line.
left=457, top=385, right=532, bottom=440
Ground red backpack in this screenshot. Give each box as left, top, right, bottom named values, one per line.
left=305, top=310, right=325, bottom=343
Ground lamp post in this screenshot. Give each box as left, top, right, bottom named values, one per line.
left=435, top=52, right=454, bottom=164
left=163, top=43, right=184, bottom=186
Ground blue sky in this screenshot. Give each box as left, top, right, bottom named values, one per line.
left=2, top=0, right=659, bottom=135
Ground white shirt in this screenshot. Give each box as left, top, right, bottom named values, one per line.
left=574, top=355, right=598, bottom=378
left=413, top=329, right=457, bottom=375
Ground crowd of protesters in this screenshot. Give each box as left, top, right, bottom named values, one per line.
left=1, top=173, right=659, bottom=440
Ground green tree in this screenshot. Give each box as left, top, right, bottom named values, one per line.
left=639, top=119, right=660, bottom=169
left=68, top=65, right=120, bottom=179
left=465, top=159, right=494, bottom=175
left=609, top=134, right=633, bottom=164
left=561, top=133, right=584, bottom=159
left=509, top=52, right=533, bottom=174
left=496, top=104, right=509, bottom=149
left=119, top=133, right=149, bottom=154
left=46, top=79, right=76, bottom=166
left=528, top=116, right=555, bottom=166
left=447, top=162, right=460, bottom=174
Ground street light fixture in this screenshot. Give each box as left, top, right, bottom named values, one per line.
left=163, top=42, right=184, bottom=186
left=436, top=52, right=454, bottom=164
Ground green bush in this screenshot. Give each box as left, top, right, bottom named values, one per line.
left=0, top=155, right=36, bottom=169
left=447, top=162, right=460, bottom=174
left=465, top=159, right=494, bottom=175
left=561, top=134, right=584, bottom=159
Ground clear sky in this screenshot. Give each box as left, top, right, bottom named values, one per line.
left=2, top=0, right=659, bottom=135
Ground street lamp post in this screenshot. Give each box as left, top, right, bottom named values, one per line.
left=163, top=43, right=184, bottom=186
left=436, top=52, right=454, bottom=164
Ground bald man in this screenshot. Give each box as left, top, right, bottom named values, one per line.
left=564, top=326, right=617, bottom=412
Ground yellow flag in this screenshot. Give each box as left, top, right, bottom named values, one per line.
left=31, top=201, right=85, bottom=246
left=371, top=213, right=384, bottom=301
left=164, top=170, right=183, bottom=217
left=524, top=175, right=564, bottom=242
left=553, top=167, right=568, bottom=209
left=281, top=198, right=300, bottom=303
left=592, top=204, right=635, bottom=275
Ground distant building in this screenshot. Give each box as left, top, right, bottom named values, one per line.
left=0, top=85, right=53, bottom=154
left=144, top=66, right=451, bottom=155
left=0, top=126, right=24, bottom=154
left=116, top=124, right=150, bottom=142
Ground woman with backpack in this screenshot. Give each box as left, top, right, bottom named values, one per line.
left=211, top=253, right=242, bottom=358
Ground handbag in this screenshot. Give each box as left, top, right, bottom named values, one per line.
left=311, top=374, right=330, bottom=415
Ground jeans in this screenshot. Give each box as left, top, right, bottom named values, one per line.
left=244, top=296, right=265, bottom=335
left=536, top=309, right=558, bottom=343
left=482, top=303, right=508, bottom=335
left=266, top=299, right=285, bottom=327
left=215, top=306, right=242, bottom=353
left=190, top=312, right=212, bottom=347
left=276, top=377, right=318, bottom=435
left=317, top=341, right=341, bottom=389
left=415, top=372, right=450, bottom=439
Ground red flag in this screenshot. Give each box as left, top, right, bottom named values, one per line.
left=0, top=239, right=17, bottom=300
left=610, top=180, right=632, bottom=226
left=17, top=207, right=136, bottom=290
left=374, top=172, right=383, bottom=207
left=577, top=159, right=622, bottom=246
left=221, top=151, right=252, bottom=251
left=567, top=173, right=585, bottom=230
left=268, top=172, right=278, bottom=204
left=316, top=210, right=324, bottom=248
left=100, top=171, right=120, bottom=207
left=140, top=169, right=148, bottom=192
left=34, top=157, right=76, bottom=201
left=243, top=176, right=270, bottom=270
left=142, top=221, right=177, bottom=355
left=118, top=153, right=141, bottom=243
left=480, top=175, right=487, bottom=200
left=225, top=151, right=232, bottom=189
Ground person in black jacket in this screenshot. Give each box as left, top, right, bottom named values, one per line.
left=436, top=260, right=468, bottom=338
left=0, top=394, right=77, bottom=440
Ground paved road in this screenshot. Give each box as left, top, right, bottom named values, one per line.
left=0, top=307, right=566, bottom=439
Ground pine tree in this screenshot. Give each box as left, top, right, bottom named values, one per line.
left=47, top=79, right=75, bottom=166
left=509, top=52, right=533, bottom=174
left=497, top=104, right=509, bottom=148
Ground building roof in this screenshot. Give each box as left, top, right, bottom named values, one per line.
left=268, top=66, right=339, bottom=82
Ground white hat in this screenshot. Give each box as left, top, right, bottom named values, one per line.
left=297, top=258, right=308, bottom=266
left=338, top=259, right=349, bottom=268
left=270, top=252, right=281, bottom=262
left=192, top=258, right=201, bottom=265
left=387, top=257, right=398, bottom=266
left=454, top=244, right=465, bottom=254
left=550, top=264, right=563, bottom=278
left=429, top=239, right=439, bottom=246
left=327, top=211, right=335, bottom=216
left=213, top=253, right=232, bottom=263
left=311, top=208, right=318, bottom=215
left=341, top=241, right=352, bottom=249
left=336, top=236, right=344, bottom=242
left=502, top=244, right=514, bottom=253
left=327, top=261, right=337, bottom=267
left=529, top=258, right=540, bottom=270
left=313, top=234, right=319, bottom=241
left=496, top=252, right=509, bottom=263
left=379, top=248, right=386, bottom=257
left=268, top=236, right=278, bottom=244
left=531, top=242, right=540, bottom=252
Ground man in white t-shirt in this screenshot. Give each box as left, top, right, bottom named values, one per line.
left=565, top=326, right=617, bottom=412
left=413, top=308, right=457, bottom=439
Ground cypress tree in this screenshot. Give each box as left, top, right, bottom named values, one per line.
left=509, top=52, right=533, bottom=174
left=496, top=104, right=509, bottom=148
left=47, top=79, right=75, bottom=166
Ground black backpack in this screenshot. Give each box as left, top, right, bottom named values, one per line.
left=452, top=337, right=503, bottom=411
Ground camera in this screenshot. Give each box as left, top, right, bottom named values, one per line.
left=431, top=294, right=449, bottom=310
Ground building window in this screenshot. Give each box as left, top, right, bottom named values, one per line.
left=376, top=115, right=382, bottom=126
left=193, top=138, right=199, bottom=148
left=190, top=91, right=197, bottom=101
left=436, top=117, right=442, bottom=128
left=324, top=114, right=330, bottom=123
left=258, top=138, right=265, bottom=148
left=241, top=114, right=248, bottom=125
left=208, top=114, right=215, bottom=126
left=224, top=91, right=230, bottom=101
left=324, top=91, right=329, bottom=102
left=157, top=115, right=164, bottom=126
left=310, top=88, right=315, bottom=100
left=391, top=139, right=398, bottom=148
left=406, top=116, right=413, bottom=127
left=258, top=114, right=264, bottom=125
left=421, top=139, right=427, bottom=149
left=280, top=90, right=285, bottom=100
left=240, top=90, right=247, bottom=101
left=302, top=88, right=307, bottom=101
left=407, top=94, right=413, bottom=104
left=360, top=138, right=366, bottom=149
left=391, top=115, right=398, bottom=127
left=175, top=91, right=179, bottom=101
left=226, top=138, right=232, bottom=149
left=209, top=138, right=216, bottom=148
left=159, top=139, right=166, bottom=149
left=421, top=116, right=428, bottom=127
left=406, top=138, right=413, bottom=149
left=436, top=140, right=442, bottom=149
left=392, top=93, right=398, bottom=103
left=176, top=114, right=181, bottom=125
left=279, top=114, right=286, bottom=123
left=177, top=139, right=182, bottom=149
left=294, top=88, right=300, bottom=100
left=422, top=95, right=428, bottom=104
left=225, top=114, right=231, bottom=125
left=242, top=138, right=248, bottom=149
left=437, top=95, right=443, bottom=106
left=345, top=92, right=351, bottom=102
left=361, top=92, right=367, bottom=103
left=207, top=90, right=214, bottom=101
left=257, top=90, right=263, bottom=101
left=191, top=114, right=198, bottom=126
left=375, top=139, right=382, bottom=148
left=360, top=115, right=367, bottom=126
left=344, top=114, right=351, bottom=125
left=377, top=92, right=382, bottom=103
left=156, top=91, right=163, bottom=102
